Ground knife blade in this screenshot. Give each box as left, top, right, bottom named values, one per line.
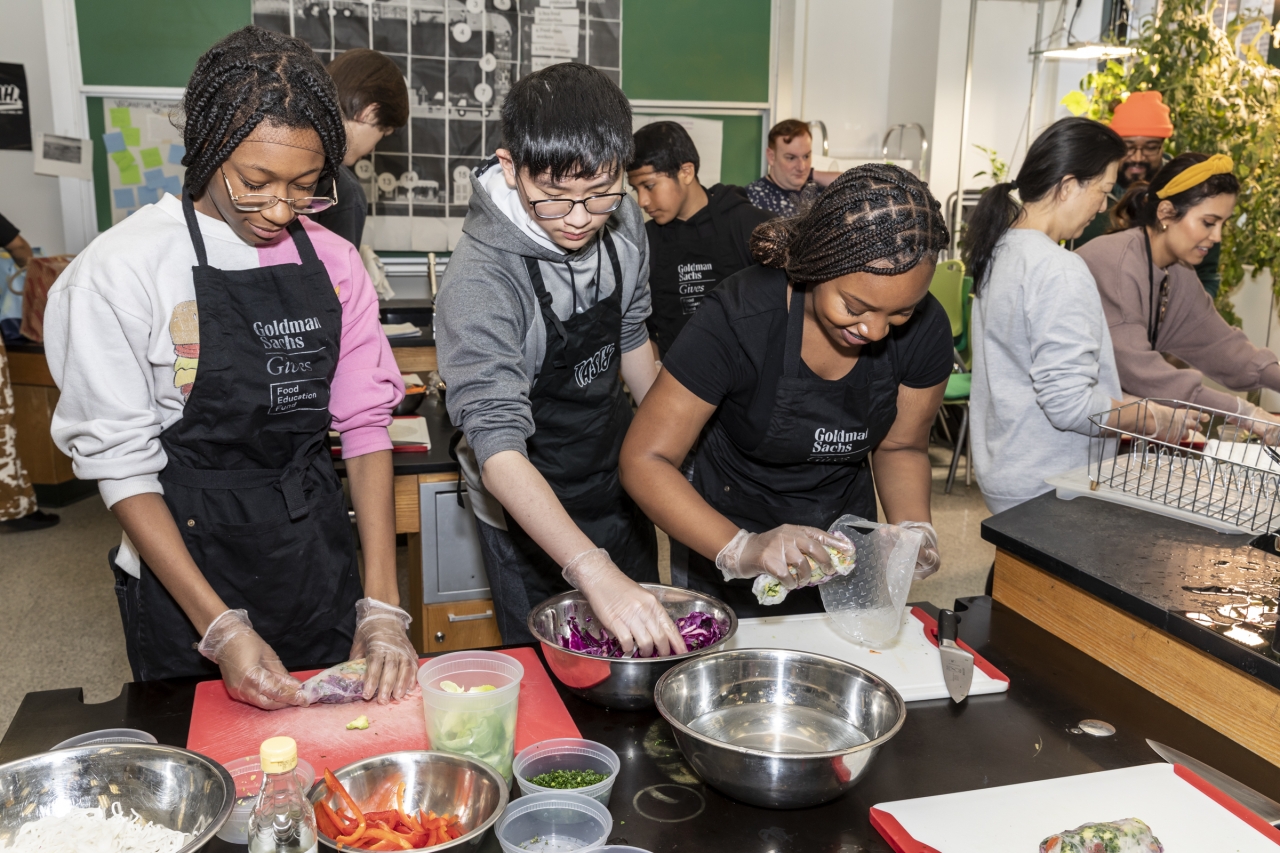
left=937, top=609, right=974, bottom=703
left=1146, top=739, right=1280, bottom=825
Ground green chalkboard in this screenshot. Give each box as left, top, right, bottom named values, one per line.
left=77, top=0, right=251, bottom=87
left=621, top=0, right=772, bottom=103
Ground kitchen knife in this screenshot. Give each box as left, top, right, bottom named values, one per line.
left=937, top=609, right=974, bottom=703
left=1146, top=738, right=1280, bottom=825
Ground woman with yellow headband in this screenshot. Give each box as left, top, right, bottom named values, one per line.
left=1078, top=153, right=1280, bottom=440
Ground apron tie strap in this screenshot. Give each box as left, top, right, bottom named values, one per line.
left=279, top=431, right=327, bottom=521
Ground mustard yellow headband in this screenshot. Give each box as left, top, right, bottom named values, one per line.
left=1156, top=154, right=1234, bottom=199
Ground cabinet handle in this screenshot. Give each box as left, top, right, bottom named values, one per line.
left=448, top=610, right=494, bottom=623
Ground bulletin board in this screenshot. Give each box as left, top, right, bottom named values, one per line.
left=97, top=100, right=186, bottom=225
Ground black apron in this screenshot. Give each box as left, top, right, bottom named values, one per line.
left=501, top=229, right=659, bottom=609
left=111, top=192, right=362, bottom=682
left=648, top=217, right=745, bottom=357
left=686, top=287, right=899, bottom=616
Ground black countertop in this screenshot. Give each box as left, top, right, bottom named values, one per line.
left=982, top=492, right=1280, bottom=689
left=334, top=394, right=460, bottom=477
left=4, top=597, right=1278, bottom=852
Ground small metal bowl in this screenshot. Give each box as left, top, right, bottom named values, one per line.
left=655, top=648, right=906, bottom=809
left=393, top=390, right=426, bottom=416
left=0, top=743, right=234, bottom=851
left=309, top=750, right=508, bottom=851
left=528, top=584, right=737, bottom=710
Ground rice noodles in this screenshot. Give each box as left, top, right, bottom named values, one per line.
left=0, top=801, right=191, bottom=852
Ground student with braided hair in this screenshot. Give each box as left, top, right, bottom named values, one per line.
left=620, top=164, right=952, bottom=616
left=44, top=27, right=415, bottom=709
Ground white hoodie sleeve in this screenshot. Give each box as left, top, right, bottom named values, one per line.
left=45, top=281, right=170, bottom=509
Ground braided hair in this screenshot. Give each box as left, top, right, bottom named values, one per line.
left=178, top=26, right=347, bottom=196
left=750, top=164, right=949, bottom=284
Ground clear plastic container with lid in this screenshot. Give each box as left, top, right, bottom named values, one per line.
left=248, top=736, right=318, bottom=853
left=418, top=651, right=524, bottom=782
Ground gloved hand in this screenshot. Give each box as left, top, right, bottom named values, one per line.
left=563, top=548, right=686, bottom=658
left=1230, top=399, right=1280, bottom=446
left=1139, top=401, right=1208, bottom=443
left=715, top=525, right=852, bottom=589
left=350, top=598, right=420, bottom=704
left=897, top=520, right=940, bottom=581
left=198, top=609, right=308, bottom=711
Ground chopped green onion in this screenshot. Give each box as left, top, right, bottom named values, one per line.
left=526, top=769, right=609, bottom=789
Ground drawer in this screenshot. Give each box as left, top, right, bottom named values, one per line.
left=425, top=599, right=502, bottom=652
left=420, top=478, right=491, bottom=603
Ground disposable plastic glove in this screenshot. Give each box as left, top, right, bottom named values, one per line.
left=1231, top=399, right=1280, bottom=446
left=197, top=609, right=308, bottom=711
left=897, top=521, right=940, bottom=581
left=1139, top=400, right=1207, bottom=443
left=562, top=548, right=686, bottom=658
left=715, top=525, right=852, bottom=589
left=350, top=598, right=420, bottom=704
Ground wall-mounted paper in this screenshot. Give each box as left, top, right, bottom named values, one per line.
left=122, top=127, right=141, bottom=147
left=33, top=132, right=93, bottom=180
left=103, top=131, right=125, bottom=154
left=119, top=164, right=142, bottom=185
left=110, top=149, right=135, bottom=169
left=162, top=175, right=182, bottom=196
left=168, top=144, right=185, bottom=164
left=140, top=147, right=163, bottom=169
left=113, top=187, right=135, bottom=208
left=144, top=168, right=165, bottom=188
left=109, top=107, right=131, bottom=129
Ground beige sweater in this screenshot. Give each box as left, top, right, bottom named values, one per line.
left=1076, top=228, right=1278, bottom=413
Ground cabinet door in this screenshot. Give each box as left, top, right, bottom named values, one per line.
left=425, top=599, right=503, bottom=652
left=433, top=489, right=491, bottom=596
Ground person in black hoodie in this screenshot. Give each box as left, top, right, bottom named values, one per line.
left=627, top=122, right=774, bottom=358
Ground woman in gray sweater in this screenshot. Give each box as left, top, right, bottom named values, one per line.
left=965, top=118, right=1185, bottom=514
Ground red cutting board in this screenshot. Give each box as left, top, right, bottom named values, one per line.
left=185, top=648, right=579, bottom=773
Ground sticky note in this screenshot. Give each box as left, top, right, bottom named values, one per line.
left=168, top=144, right=185, bottom=165
left=144, top=168, right=165, bottom=188
left=140, top=147, right=163, bottom=169
left=122, top=127, right=141, bottom=147
left=138, top=186, right=163, bottom=204
left=163, top=176, right=183, bottom=196
left=110, top=149, right=135, bottom=169
left=109, top=107, right=132, bottom=129
left=113, top=187, right=135, bottom=208
left=103, top=131, right=125, bottom=153
left=119, top=164, right=142, bottom=185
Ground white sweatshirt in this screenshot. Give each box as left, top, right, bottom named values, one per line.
left=45, top=192, right=403, bottom=515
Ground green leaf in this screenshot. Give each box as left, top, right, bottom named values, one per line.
left=1060, top=90, right=1091, bottom=116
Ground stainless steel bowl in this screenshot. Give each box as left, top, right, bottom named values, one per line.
left=655, top=648, right=906, bottom=809
left=528, top=584, right=738, bottom=710
left=0, top=743, right=234, bottom=850
left=309, top=750, right=508, bottom=851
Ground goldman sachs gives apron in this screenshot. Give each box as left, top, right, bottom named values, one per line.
left=686, top=287, right=900, bottom=616
left=111, top=193, right=362, bottom=682
left=502, top=229, right=659, bottom=610
left=647, top=217, right=746, bottom=357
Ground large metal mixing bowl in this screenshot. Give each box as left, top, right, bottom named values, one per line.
left=528, top=584, right=737, bottom=710
left=655, top=648, right=906, bottom=809
left=309, top=750, right=508, bottom=851
left=0, top=743, right=234, bottom=850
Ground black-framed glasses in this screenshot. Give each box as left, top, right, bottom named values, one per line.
left=527, top=192, right=627, bottom=220
left=1124, top=140, right=1164, bottom=157
left=221, top=168, right=337, bottom=214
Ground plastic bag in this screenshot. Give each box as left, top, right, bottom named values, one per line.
left=819, top=515, right=921, bottom=647
left=300, top=658, right=367, bottom=705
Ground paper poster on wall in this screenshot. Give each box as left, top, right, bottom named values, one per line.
left=0, top=63, right=32, bottom=151
left=632, top=115, right=723, bottom=188
left=34, top=133, right=93, bottom=180
left=101, top=99, right=186, bottom=225
left=252, top=0, right=622, bottom=251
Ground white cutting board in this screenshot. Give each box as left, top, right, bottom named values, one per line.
left=723, top=608, right=1009, bottom=702
left=871, top=763, right=1280, bottom=852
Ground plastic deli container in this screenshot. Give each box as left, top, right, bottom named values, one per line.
left=495, top=791, right=611, bottom=853
left=513, top=738, right=620, bottom=806
left=215, top=755, right=316, bottom=844
left=418, top=651, right=524, bottom=783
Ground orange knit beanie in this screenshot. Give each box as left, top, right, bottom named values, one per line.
left=1108, top=91, right=1173, bottom=139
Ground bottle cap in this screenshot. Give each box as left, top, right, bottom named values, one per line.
left=260, top=736, right=298, bottom=774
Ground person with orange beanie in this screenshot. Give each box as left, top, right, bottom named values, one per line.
left=1073, top=91, right=1220, bottom=295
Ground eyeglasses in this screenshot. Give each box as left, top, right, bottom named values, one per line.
left=221, top=168, right=338, bottom=214
left=527, top=192, right=627, bottom=220
left=1124, top=141, right=1164, bottom=157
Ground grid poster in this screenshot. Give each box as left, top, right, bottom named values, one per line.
left=252, top=0, right=623, bottom=249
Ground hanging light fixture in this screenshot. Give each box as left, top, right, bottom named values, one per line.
left=1033, top=0, right=1137, bottom=61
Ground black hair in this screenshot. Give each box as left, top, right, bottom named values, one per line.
left=179, top=26, right=346, bottom=196
left=750, top=163, right=949, bottom=283
left=328, top=48, right=410, bottom=129
left=965, top=116, right=1125, bottom=295
left=628, top=121, right=700, bottom=178
left=499, top=62, right=633, bottom=182
left=1112, top=152, right=1240, bottom=231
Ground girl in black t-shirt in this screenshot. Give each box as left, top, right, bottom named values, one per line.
left=620, top=164, right=953, bottom=616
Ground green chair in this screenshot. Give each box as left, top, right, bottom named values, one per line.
left=928, top=261, right=973, bottom=492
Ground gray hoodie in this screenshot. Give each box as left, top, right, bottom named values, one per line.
left=436, top=160, right=652, bottom=526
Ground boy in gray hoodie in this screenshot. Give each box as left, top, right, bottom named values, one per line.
left=435, top=63, right=684, bottom=655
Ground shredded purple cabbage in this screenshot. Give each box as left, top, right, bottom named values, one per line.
left=558, top=611, right=725, bottom=658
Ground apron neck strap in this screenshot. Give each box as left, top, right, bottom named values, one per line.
left=782, top=285, right=806, bottom=378
left=524, top=227, right=622, bottom=353
left=182, top=191, right=210, bottom=268
left=287, top=217, right=321, bottom=268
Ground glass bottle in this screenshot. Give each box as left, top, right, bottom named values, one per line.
left=248, top=736, right=318, bottom=853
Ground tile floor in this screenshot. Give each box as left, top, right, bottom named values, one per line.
left=0, top=450, right=992, bottom=738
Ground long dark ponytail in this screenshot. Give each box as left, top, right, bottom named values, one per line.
left=965, top=117, right=1125, bottom=295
